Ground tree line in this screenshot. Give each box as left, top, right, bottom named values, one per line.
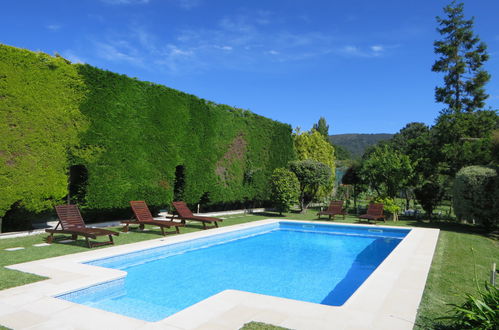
left=269, top=1, right=498, bottom=231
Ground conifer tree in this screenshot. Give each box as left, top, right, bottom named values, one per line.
left=431, top=1, right=498, bottom=176
left=312, top=117, right=329, bottom=138
left=432, top=0, right=490, bottom=114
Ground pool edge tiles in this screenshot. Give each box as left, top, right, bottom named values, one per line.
left=0, top=219, right=439, bottom=330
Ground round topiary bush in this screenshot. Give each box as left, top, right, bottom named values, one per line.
left=453, top=165, right=499, bottom=230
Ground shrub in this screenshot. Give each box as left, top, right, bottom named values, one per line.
left=453, top=166, right=499, bottom=230
left=442, top=282, right=499, bottom=329
left=371, top=197, right=401, bottom=221
left=269, top=168, right=299, bottom=215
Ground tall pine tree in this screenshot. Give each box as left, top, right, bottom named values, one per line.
left=432, top=1, right=498, bottom=176
left=432, top=0, right=490, bottom=114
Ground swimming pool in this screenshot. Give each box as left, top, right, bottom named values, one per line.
left=58, top=221, right=409, bottom=322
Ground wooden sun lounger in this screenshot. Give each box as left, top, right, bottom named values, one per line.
left=171, top=201, right=223, bottom=229
left=122, top=201, right=184, bottom=235
left=46, top=204, right=119, bottom=248
left=358, top=203, right=385, bottom=223
left=317, top=200, right=346, bottom=220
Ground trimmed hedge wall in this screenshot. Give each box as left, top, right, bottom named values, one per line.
left=0, top=46, right=88, bottom=219
left=0, top=44, right=295, bottom=219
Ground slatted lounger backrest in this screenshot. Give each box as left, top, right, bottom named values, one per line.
left=130, top=201, right=155, bottom=222
left=55, top=204, right=86, bottom=230
left=172, top=201, right=194, bottom=218
left=367, top=203, right=384, bottom=217
left=327, top=201, right=343, bottom=213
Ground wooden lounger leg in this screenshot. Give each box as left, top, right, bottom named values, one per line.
left=72, top=234, right=77, bottom=240
left=214, top=221, right=218, bottom=228
left=85, top=237, right=91, bottom=248
left=175, top=226, right=179, bottom=234
left=139, top=224, right=145, bottom=230
left=47, top=233, right=54, bottom=243
left=202, top=222, right=207, bottom=230
left=123, top=223, right=129, bottom=232
left=160, top=226, right=165, bottom=236
left=109, top=235, right=114, bottom=245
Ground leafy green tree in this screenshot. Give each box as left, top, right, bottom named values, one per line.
left=432, top=0, right=490, bottom=114
left=312, top=117, right=329, bottom=139
left=414, top=179, right=445, bottom=220
left=389, top=122, right=435, bottom=209
left=333, top=144, right=351, bottom=161
left=269, top=168, right=300, bottom=215
left=360, top=145, right=413, bottom=199
left=492, top=130, right=499, bottom=164
left=293, top=130, right=335, bottom=197
left=433, top=111, right=498, bottom=176
left=341, top=162, right=365, bottom=211
left=390, top=123, right=434, bottom=176
left=453, top=165, right=499, bottom=230
left=289, top=159, right=331, bottom=213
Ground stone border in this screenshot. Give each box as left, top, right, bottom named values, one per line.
left=0, top=220, right=439, bottom=329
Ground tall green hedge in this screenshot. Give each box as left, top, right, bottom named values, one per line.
left=0, top=44, right=295, bottom=218
left=0, top=46, right=88, bottom=217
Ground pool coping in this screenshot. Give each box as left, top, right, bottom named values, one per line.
left=0, top=219, right=439, bottom=330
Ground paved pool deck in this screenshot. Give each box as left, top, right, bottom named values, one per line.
left=0, top=219, right=439, bottom=330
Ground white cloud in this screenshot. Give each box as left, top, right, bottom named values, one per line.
left=94, top=41, right=143, bottom=65
left=61, top=50, right=85, bottom=64
left=101, top=0, right=149, bottom=5
left=166, top=44, right=194, bottom=57
left=339, top=44, right=391, bottom=58
left=101, top=0, right=201, bottom=9
left=342, top=45, right=360, bottom=55
left=177, top=0, right=201, bottom=10
left=85, top=11, right=398, bottom=75
left=213, top=45, right=233, bottom=51
left=131, top=26, right=158, bottom=53
left=46, top=24, right=61, bottom=31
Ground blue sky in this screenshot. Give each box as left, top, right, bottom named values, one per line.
left=1, top=0, right=498, bottom=134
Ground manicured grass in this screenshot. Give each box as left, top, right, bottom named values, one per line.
left=413, top=227, right=499, bottom=329
left=240, top=321, right=289, bottom=330
left=0, top=209, right=497, bottom=328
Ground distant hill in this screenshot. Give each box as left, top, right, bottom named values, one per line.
left=329, top=133, right=394, bottom=159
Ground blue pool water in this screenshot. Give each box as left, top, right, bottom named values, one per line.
left=58, top=222, right=409, bottom=322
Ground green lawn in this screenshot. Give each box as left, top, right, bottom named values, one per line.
left=0, top=209, right=497, bottom=329
left=240, top=322, right=289, bottom=330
